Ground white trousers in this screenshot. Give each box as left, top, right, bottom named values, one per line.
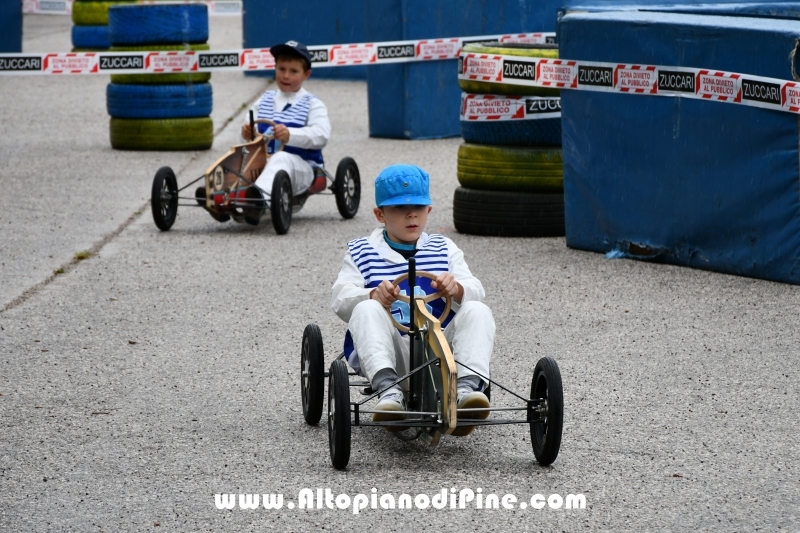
left=348, top=299, right=495, bottom=388
left=254, top=151, right=314, bottom=199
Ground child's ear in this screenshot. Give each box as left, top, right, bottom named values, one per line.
left=373, top=207, right=385, bottom=223
left=427, top=206, right=432, bottom=214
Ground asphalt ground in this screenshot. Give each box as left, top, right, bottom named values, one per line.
left=1, top=14, right=799, bottom=532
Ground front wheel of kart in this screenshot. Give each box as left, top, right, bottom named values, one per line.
left=328, top=359, right=351, bottom=470
left=530, top=356, right=563, bottom=466
left=151, top=166, right=178, bottom=231
left=334, top=157, right=360, bottom=219
left=301, top=324, right=325, bottom=425
left=270, top=170, right=292, bottom=234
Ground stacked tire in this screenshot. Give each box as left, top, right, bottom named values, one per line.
left=106, top=3, right=213, bottom=151
left=71, top=0, right=136, bottom=51
left=455, top=42, right=565, bottom=238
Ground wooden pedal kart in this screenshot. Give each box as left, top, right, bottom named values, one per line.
left=150, top=116, right=361, bottom=234
left=300, top=258, right=564, bottom=470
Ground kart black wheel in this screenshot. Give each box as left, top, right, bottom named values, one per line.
left=301, top=324, right=325, bottom=425
left=270, top=170, right=292, bottom=234
left=530, top=356, right=563, bottom=466
left=151, top=166, right=178, bottom=231
left=328, top=359, right=351, bottom=470
left=334, top=157, right=360, bottom=219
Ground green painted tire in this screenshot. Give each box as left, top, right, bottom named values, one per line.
left=110, top=117, right=213, bottom=151
left=109, top=44, right=211, bottom=84
left=460, top=42, right=560, bottom=96
left=72, top=1, right=137, bottom=26
left=457, top=143, right=563, bottom=193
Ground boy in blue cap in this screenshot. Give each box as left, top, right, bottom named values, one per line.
left=331, top=164, right=495, bottom=435
left=239, top=40, right=330, bottom=221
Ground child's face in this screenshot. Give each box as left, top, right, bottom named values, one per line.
left=275, top=57, right=310, bottom=92
left=374, top=204, right=432, bottom=245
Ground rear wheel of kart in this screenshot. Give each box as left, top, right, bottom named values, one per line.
left=334, top=157, right=360, bottom=219
left=106, top=83, right=213, bottom=119
left=109, top=44, right=211, bottom=85
left=151, top=166, right=178, bottom=231
left=270, top=170, right=292, bottom=235
left=71, top=25, right=110, bottom=49
left=453, top=187, right=564, bottom=237
left=301, top=324, right=325, bottom=426
left=530, top=357, right=563, bottom=466
left=457, top=143, right=563, bottom=193
left=108, top=3, right=208, bottom=46
left=328, top=359, right=351, bottom=470
left=459, top=42, right=560, bottom=96
left=110, top=117, right=213, bottom=151
left=72, top=0, right=137, bottom=26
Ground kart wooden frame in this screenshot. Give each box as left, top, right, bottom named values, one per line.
left=301, top=258, right=565, bottom=470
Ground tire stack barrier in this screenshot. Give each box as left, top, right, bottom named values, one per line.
left=454, top=42, right=565, bottom=238
left=106, top=3, right=213, bottom=151
left=71, top=0, right=136, bottom=51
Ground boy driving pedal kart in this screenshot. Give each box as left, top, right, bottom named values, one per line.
left=331, top=164, right=495, bottom=436
left=238, top=40, right=330, bottom=224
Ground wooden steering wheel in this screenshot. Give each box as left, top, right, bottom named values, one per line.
left=253, top=118, right=284, bottom=152
left=388, top=271, right=452, bottom=333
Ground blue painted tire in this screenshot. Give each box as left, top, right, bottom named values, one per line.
left=106, top=83, right=213, bottom=119
left=71, top=25, right=110, bottom=49
left=461, top=118, right=562, bottom=147
left=108, top=4, right=209, bottom=46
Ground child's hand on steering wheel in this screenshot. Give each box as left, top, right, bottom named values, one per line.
left=431, top=273, right=463, bottom=303
left=272, top=124, right=290, bottom=143
left=370, top=279, right=400, bottom=308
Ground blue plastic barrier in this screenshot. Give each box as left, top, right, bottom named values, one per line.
left=1, top=0, right=22, bottom=53
left=366, top=0, right=561, bottom=139
left=242, top=0, right=367, bottom=80
left=559, top=11, right=800, bottom=284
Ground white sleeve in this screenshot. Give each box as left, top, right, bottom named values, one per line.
left=331, top=252, right=372, bottom=322
left=446, top=238, right=485, bottom=303
left=287, top=97, right=330, bottom=150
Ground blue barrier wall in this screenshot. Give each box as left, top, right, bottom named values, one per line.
left=366, top=0, right=562, bottom=139
left=242, top=0, right=367, bottom=80
left=559, top=11, right=800, bottom=284
left=1, top=0, right=22, bottom=53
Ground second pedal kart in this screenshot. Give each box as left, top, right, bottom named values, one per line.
left=150, top=115, right=360, bottom=234
left=300, top=257, right=564, bottom=470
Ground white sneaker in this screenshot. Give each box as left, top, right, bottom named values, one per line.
left=373, top=388, right=405, bottom=425
left=453, top=387, right=490, bottom=437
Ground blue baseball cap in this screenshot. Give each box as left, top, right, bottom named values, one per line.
left=270, top=40, right=312, bottom=67
left=375, top=165, right=432, bottom=207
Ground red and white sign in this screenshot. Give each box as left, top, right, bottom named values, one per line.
left=499, top=33, right=552, bottom=44
left=416, top=39, right=460, bottom=60
left=145, top=51, right=197, bottom=73
left=240, top=49, right=275, bottom=70
left=329, top=44, right=376, bottom=65
left=462, top=94, right=525, bottom=120
left=696, top=70, right=742, bottom=102
left=782, top=82, right=800, bottom=112
left=43, top=53, right=97, bottom=74
left=537, top=59, right=576, bottom=88
left=463, top=54, right=503, bottom=82
left=615, top=65, right=657, bottom=94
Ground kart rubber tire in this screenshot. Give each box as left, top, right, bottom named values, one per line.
left=71, top=25, right=110, bottom=49
left=334, top=157, right=360, bottom=219
left=110, top=117, right=213, bottom=151
left=457, top=143, right=563, bottom=193
left=328, top=359, right=351, bottom=470
left=453, top=187, right=565, bottom=237
left=461, top=117, right=562, bottom=147
left=72, top=1, right=136, bottom=26
left=270, top=170, right=292, bottom=235
left=151, top=166, right=178, bottom=231
left=109, top=3, right=209, bottom=46
left=301, top=324, right=325, bottom=426
left=109, top=44, right=210, bottom=85
left=460, top=42, right=560, bottom=96
left=106, top=83, right=213, bottom=119
left=530, top=357, right=563, bottom=466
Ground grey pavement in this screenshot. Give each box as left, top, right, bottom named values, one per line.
left=1, top=13, right=799, bottom=532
